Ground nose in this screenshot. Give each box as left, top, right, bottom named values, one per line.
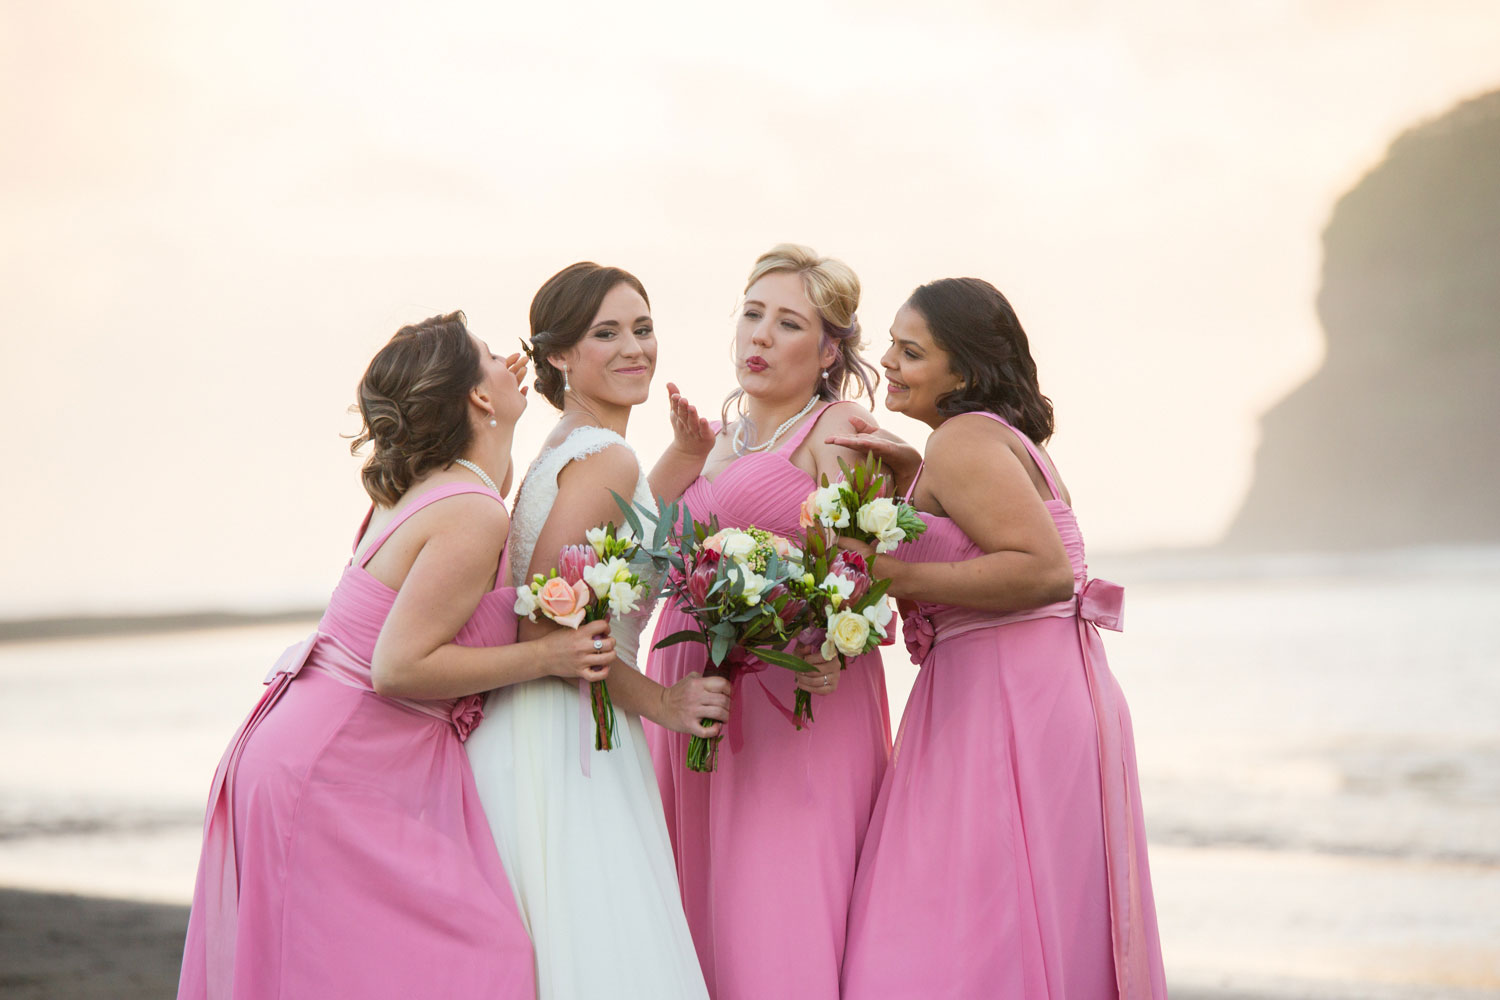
left=749, top=317, right=774, bottom=348
left=879, top=343, right=898, bottom=369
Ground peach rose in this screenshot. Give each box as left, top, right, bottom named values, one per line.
left=798, top=490, right=820, bottom=530
left=537, top=576, right=591, bottom=629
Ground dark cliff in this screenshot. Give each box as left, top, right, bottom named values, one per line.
left=1222, top=89, right=1500, bottom=551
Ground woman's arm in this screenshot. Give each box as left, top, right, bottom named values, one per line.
left=523, top=442, right=732, bottom=737
left=369, top=496, right=616, bottom=699
left=821, top=414, right=924, bottom=499
left=851, top=416, right=1075, bottom=611
left=647, top=382, right=716, bottom=503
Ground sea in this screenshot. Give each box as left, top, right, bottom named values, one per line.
left=1, top=547, right=1497, bottom=998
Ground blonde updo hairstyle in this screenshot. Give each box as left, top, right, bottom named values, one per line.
left=349, top=311, right=483, bottom=507
left=723, top=243, right=879, bottom=426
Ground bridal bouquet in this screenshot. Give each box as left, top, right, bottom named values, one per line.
left=616, top=494, right=821, bottom=771
left=515, top=522, right=646, bottom=752
left=797, top=531, right=894, bottom=672
left=800, top=454, right=927, bottom=554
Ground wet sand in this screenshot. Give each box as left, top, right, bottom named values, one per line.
left=0, top=890, right=187, bottom=1000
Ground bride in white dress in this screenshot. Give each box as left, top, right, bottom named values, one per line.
left=465, top=263, right=729, bottom=999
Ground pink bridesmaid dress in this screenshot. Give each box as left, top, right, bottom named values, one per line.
left=177, top=484, right=536, bottom=1000
left=645, top=401, right=893, bottom=1000
left=840, top=413, right=1167, bottom=999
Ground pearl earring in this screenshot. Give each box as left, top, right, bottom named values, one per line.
left=562, top=367, right=571, bottom=393
left=820, top=369, right=829, bottom=381
left=488, top=417, right=498, bottom=427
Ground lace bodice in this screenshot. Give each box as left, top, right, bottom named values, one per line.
left=509, top=425, right=663, bottom=669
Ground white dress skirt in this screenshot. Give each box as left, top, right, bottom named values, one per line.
left=464, top=425, right=707, bottom=1000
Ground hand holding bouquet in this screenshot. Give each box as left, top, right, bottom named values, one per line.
left=515, top=522, right=647, bottom=751
left=619, top=494, right=821, bottom=771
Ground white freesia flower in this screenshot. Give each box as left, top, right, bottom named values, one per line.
left=514, top=586, right=539, bottom=621
left=719, top=530, right=756, bottom=564
left=583, top=558, right=628, bottom=600
left=823, top=609, right=871, bottom=658
left=874, top=526, right=907, bottom=553
left=862, top=599, right=893, bottom=638
left=814, top=484, right=850, bottom=529
left=608, top=580, right=642, bottom=616
left=585, top=526, right=609, bottom=558
left=617, top=522, right=637, bottom=545
left=821, top=572, right=856, bottom=609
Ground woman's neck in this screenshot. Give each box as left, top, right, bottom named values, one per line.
left=458, top=428, right=515, bottom=490
left=741, top=390, right=821, bottom=447
left=561, top=396, right=630, bottom=437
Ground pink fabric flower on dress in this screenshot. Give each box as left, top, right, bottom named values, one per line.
left=450, top=695, right=485, bottom=742
left=902, top=609, right=935, bottom=664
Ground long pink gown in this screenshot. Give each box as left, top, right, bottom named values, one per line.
left=645, top=401, right=893, bottom=1000
left=177, top=484, right=536, bottom=1000
left=840, top=413, right=1167, bottom=999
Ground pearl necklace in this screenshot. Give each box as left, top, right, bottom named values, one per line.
left=732, top=395, right=820, bottom=455
left=453, top=458, right=499, bottom=494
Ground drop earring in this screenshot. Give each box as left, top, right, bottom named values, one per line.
left=562, top=366, right=571, bottom=393
left=820, top=369, right=828, bottom=381
left=488, top=416, right=498, bottom=427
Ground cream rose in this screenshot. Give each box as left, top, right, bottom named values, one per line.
left=822, top=609, right=872, bottom=658
left=718, top=530, right=756, bottom=564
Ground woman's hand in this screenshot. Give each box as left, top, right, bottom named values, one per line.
left=656, top=671, right=733, bottom=737
left=793, top=649, right=842, bottom=697
left=666, top=382, right=715, bottom=459
left=539, top=619, right=615, bottom=682
left=824, top=416, right=922, bottom=498
left=506, top=351, right=530, bottom=395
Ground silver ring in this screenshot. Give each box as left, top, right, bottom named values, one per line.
left=821, top=674, right=830, bottom=686
left=593, top=638, right=604, bottom=652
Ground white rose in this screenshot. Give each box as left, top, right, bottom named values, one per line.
left=585, top=526, right=609, bottom=558
left=608, top=580, right=641, bottom=616
left=734, top=566, right=768, bottom=604
left=821, top=572, right=856, bottom=609
left=513, top=586, right=539, bottom=621
left=862, top=599, right=893, bottom=638
left=583, top=558, right=626, bottom=600
left=814, top=485, right=851, bottom=529
left=823, top=609, right=871, bottom=658
left=857, top=498, right=900, bottom=536
left=719, top=530, right=756, bottom=564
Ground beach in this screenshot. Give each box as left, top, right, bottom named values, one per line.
left=1, top=549, right=1497, bottom=997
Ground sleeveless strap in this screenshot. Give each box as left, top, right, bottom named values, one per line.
left=969, top=412, right=1062, bottom=502
left=778, top=399, right=841, bottom=454
left=902, top=459, right=926, bottom=503
left=354, top=483, right=506, bottom=568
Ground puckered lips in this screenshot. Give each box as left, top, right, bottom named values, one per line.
left=744, top=355, right=769, bottom=374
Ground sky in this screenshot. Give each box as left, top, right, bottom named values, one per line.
left=3, top=0, right=1498, bottom=617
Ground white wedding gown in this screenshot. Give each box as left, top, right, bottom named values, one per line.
left=465, top=426, right=708, bottom=1000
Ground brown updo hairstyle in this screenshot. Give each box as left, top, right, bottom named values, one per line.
left=907, top=277, right=1055, bottom=443
left=349, top=311, right=483, bottom=506
left=523, top=262, right=651, bottom=410
left=724, top=243, right=879, bottom=426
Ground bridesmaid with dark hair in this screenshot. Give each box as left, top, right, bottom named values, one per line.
left=834, top=279, right=1167, bottom=998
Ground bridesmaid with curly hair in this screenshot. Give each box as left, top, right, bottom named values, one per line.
left=177, top=313, right=615, bottom=999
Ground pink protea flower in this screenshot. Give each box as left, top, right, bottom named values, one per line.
left=558, top=543, right=601, bottom=586
left=687, top=556, right=718, bottom=608
left=765, top=583, right=807, bottom=626
left=829, top=550, right=871, bottom=605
